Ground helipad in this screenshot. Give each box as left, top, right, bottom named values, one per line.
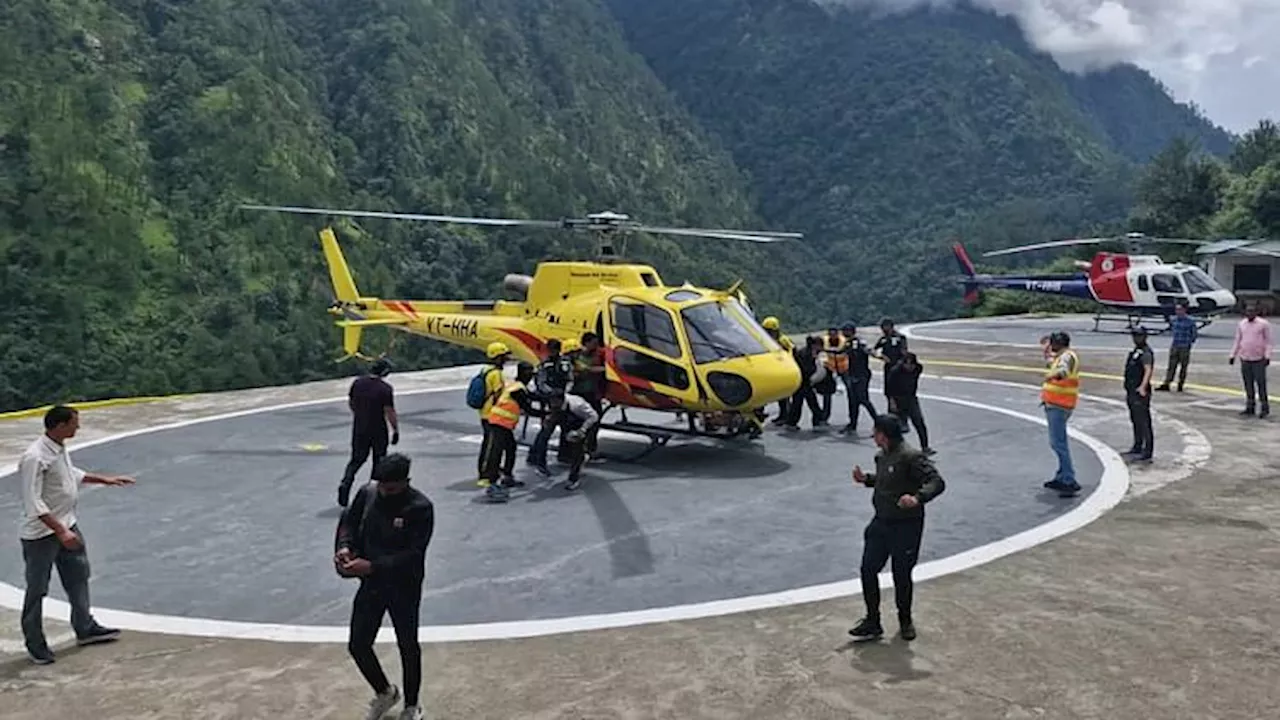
left=0, top=376, right=1128, bottom=642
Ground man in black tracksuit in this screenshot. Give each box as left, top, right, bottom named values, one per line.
left=886, top=352, right=932, bottom=454
left=528, top=339, right=574, bottom=476
left=783, top=336, right=823, bottom=430
left=874, top=318, right=909, bottom=402
left=849, top=414, right=946, bottom=642
left=1124, top=327, right=1155, bottom=462
left=839, top=322, right=879, bottom=435
left=339, top=358, right=399, bottom=507
left=334, top=453, right=434, bottom=720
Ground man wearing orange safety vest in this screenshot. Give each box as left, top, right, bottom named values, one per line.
left=1040, top=331, right=1082, bottom=498
left=818, top=327, right=848, bottom=424
left=481, top=361, right=543, bottom=503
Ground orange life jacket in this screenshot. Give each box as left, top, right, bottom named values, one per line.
left=824, top=336, right=850, bottom=374
left=488, top=380, right=526, bottom=429
left=1041, top=349, right=1080, bottom=410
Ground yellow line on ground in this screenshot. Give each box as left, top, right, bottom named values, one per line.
left=927, top=359, right=1277, bottom=402
left=0, top=395, right=192, bottom=422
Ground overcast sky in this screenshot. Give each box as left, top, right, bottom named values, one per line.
left=825, top=0, right=1280, bottom=134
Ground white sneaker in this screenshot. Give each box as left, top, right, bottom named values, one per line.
left=398, top=706, right=424, bottom=720
left=364, top=685, right=401, bottom=720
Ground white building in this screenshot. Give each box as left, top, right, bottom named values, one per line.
left=1195, top=239, right=1280, bottom=313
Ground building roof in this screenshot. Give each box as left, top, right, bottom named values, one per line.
left=1195, top=239, right=1280, bottom=256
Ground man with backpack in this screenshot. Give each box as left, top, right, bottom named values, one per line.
left=480, top=361, right=544, bottom=503
left=467, top=343, right=512, bottom=488
left=334, top=453, right=434, bottom=720
left=528, top=338, right=575, bottom=476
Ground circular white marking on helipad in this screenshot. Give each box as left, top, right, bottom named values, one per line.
left=0, top=377, right=1130, bottom=644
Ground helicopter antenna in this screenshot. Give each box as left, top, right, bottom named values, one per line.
left=238, top=204, right=801, bottom=262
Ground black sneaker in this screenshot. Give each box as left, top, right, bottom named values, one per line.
left=77, top=625, right=120, bottom=646
left=1261, top=409, right=1271, bottom=419
left=1155, top=384, right=1170, bottom=392
left=899, top=620, right=917, bottom=641
left=28, top=646, right=55, bottom=665
left=1241, top=408, right=1256, bottom=416
left=1057, top=483, right=1082, bottom=498
left=848, top=617, right=883, bottom=642
left=499, top=475, right=525, bottom=489
left=565, top=478, right=581, bottom=492
left=1043, top=479, right=1068, bottom=490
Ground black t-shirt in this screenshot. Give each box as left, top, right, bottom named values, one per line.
left=350, top=375, right=394, bottom=434
left=886, top=362, right=922, bottom=397
left=875, top=334, right=908, bottom=366
left=1124, top=345, right=1154, bottom=391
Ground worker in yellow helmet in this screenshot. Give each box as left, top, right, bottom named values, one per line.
left=482, top=361, right=543, bottom=503
left=473, top=342, right=511, bottom=488
left=762, top=316, right=795, bottom=425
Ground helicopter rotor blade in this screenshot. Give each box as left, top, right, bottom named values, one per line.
left=981, top=237, right=1115, bottom=257
left=632, top=225, right=800, bottom=243
left=238, top=204, right=564, bottom=229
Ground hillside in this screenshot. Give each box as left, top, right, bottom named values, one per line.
left=0, top=0, right=809, bottom=412
left=605, top=0, right=1233, bottom=322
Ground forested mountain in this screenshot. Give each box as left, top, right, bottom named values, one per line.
left=0, top=0, right=810, bottom=411
left=0, top=0, right=1249, bottom=411
left=605, top=0, right=1233, bottom=321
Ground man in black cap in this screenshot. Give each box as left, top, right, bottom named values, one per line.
left=838, top=321, right=879, bottom=435
left=334, top=453, right=434, bottom=720
left=874, top=318, right=909, bottom=404
left=849, top=414, right=946, bottom=642
left=340, top=358, right=400, bottom=507
left=1123, top=327, right=1155, bottom=462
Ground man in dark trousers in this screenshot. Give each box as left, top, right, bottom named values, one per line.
left=334, top=453, right=434, bottom=720
left=849, top=414, right=946, bottom=642
left=782, top=336, right=824, bottom=430
left=1124, top=327, right=1155, bottom=463
left=481, top=361, right=544, bottom=502
left=339, top=358, right=399, bottom=507
left=528, top=338, right=575, bottom=476
left=838, top=321, right=879, bottom=436
left=886, top=352, right=932, bottom=454
left=1156, top=302, right=1197, bottom=392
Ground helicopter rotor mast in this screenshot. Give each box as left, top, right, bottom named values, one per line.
left=239, top=204, right=801, bottom=262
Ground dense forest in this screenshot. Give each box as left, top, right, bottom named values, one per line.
left=0, top=0, right=1269, bottom=412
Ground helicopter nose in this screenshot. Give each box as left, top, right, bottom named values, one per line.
left=741, top=351, right=804, bottom=406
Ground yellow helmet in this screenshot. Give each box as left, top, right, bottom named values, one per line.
left=561, top=337, right=580, bottom=353
left=761, top=316, right=780, bottom=331
left=486, top=341, right=510, bottom=359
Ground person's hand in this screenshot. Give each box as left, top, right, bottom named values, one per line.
left=1139, top=384, right=1149, bottom=397
left=57, top=529, right=83, bottom=551
left=391, top=430, right=400, bottom=445
left=852, top=466, right=866, bottom=485
left=341, top=558, right=373, bottom=577
left=106, top=475, right=136, bottom=486
left=897, top=494, right=920, bottom=509
left=335, top=548, right=353, bottom=564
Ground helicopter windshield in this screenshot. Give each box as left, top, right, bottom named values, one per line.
left=1181, top=267, right=1220, bottom=295
left=681, top=299, right=774, bottom=364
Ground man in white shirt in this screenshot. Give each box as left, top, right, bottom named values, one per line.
left=18, top=405, right=135, bottom=665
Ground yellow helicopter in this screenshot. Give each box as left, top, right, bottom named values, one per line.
left=239, top=203, right=804, bottom=444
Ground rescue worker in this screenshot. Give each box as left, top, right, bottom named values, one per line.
left=528, top=338, right=575, bottom=476
left=1156, top=302, right=1197, bottom=392
left=1040, top=331, right=1082, bottom=497
left=762, top=316, right=795, bottom=425
left=571, top=332, right=607, bottom=458
left=783, top=336, right=824, bottom=430
left=1124, top=327, right=1155, bottom=463
left=339, top=357, right=400, bottom=507
left=482, top=361, right=543, bottom=502
left=475, top=343, right=511, bottom=488
left=886, top=352, right=932, bottom=454
left=838, top=321, right=879, bottom=436
left=556, top=337, right=582, bottom=463
left=874, top=318, right=909, bottom=402
left=849, top=414, right=946, bottom=643
left=550, top=391, right=600, bottom=492
left=334, top=453, right=434, bottom=720
left=819, top=327, right=847, bottom=423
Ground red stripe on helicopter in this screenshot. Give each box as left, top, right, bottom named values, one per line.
left=1088, top=253, right=1134, bottom=303
left=496, top=328, right=548, bottom=359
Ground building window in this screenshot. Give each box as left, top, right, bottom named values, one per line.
left=613, top=347, right=690, bottom=390
left=1234, top=264, right=1272, bottom=292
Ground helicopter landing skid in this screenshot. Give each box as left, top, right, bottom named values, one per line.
left=1090, top=312, right=1170, bottom=335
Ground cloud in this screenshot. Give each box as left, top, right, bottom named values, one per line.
left=819, top=0, right=1280, bottom=130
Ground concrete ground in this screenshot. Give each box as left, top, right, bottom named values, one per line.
left=1, top=314, right=1277, bottom=720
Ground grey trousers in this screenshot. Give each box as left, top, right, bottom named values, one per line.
left=21, top=525, right=96, bottom=651
left=1241, top=360, right=1270, bottom=412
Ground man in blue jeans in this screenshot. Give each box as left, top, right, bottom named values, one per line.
left=1040, top=332, right=1082, bottom=498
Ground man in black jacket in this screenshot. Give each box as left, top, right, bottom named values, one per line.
left=849, top=414, right=945, bottom=642
left=782, top=336, right=824, bottom=430
left=334, top=453, right=434, bottom=720
left=886, top=352, right=932, bottom=454
left=339, top=357, right=400, bottom=507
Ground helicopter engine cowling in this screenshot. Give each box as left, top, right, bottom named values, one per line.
left=503, top=273, right=533, bottom=300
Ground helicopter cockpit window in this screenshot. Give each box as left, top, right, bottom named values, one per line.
left=613, top=348, right=690, bottom=390
left=1137, top=275, right=1149, bottom=292
left=1182, top=268, right=1218, bottom=295
left=1151, top=273, right=1184, bottom=294
left=610, top=299, right=682, bottom=359
left=680, top=299, right=772, bottom=364
left=664, top=289, right=703, bottom=303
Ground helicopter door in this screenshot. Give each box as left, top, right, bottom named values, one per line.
left=1149, top=272, right=1189, bottom=311
left=604, top=298, right=700, bottom=406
